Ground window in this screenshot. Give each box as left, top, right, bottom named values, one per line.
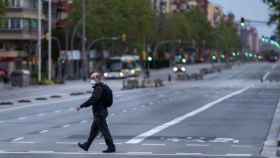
left=10, top=18, right=21, bottom=30
left=9, top=0, right=21, bottom=8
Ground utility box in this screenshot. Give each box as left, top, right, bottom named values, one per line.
left=10, top=70, right=31, bottom=87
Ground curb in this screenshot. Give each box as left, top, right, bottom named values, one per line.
left=262, top=98, right=280, bottom=157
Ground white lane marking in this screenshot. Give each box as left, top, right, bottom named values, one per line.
left=39, top=130, right=49, bottom=134
left=176, top=153, right=202, bottom=155
left=262, top=63, right=278, bottom=81
left=18, top=117, right=27, bottom=120
left=127, top=152, right=153, bottom=155
left=126, top=86, right=251, bottom=144
left=226, top=154, right=252, bottom=157
left=11, top=141, right=35, bottom=144
left=99, top=142, right=123, bottom=145
left=37, top=113, right=46, bottom=117
left=68, top=108, right=75, bottom=111
left=142, top=143, right=166, bottom=146
left=54, top=110, right=61, bottom=113
left=29, top=151, right=54, bottom=153
left=262, top=72, right=270, bottom=81
left=232, top=145, right=253, bottom=148
left=62, top=124, right=71, bottom=128
left=0, top=151, right=254, bottom=157
left=80, top=120, right=88, bottom=124
left=186, top=144, right=209, bottom=147
left=12, top=137, right=24, bottom=142
left=0, top=121, right=5, bottom=124
left=56, top=142, right=77, bottom=145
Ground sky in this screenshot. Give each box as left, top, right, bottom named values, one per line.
left=209, top=0, right=276, bottom=37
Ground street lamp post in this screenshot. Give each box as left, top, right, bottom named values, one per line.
left=37, top=0, right=42, bottom=82
left=48, top=0, right=52, bottom=80
left=81, top=0, right=87, bottom=80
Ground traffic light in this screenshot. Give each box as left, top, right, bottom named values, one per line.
left=240, top=17, right=245, bottom=27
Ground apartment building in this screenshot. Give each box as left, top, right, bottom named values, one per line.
left=0, top=0, right=72, bottom=74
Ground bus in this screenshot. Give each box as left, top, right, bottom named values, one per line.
left=103, top=55, right=142, bottom=79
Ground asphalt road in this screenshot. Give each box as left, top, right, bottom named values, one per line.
left=0, top=62, right=279, bottom=158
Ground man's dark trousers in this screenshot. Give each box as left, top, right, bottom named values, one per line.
left=86, top=114, right=115, bottom=149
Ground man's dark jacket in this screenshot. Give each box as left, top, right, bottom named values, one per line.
left=80, top=83, right=108, bottom=116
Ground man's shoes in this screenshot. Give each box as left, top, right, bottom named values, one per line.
left=102, top=147, right=116, bottom=153
left=78, top=142, right=89, bottom=151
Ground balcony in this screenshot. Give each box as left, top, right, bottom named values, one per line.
left=5, top=7, right=47, bottom=20
left=0, top=29, right=38, bottom=40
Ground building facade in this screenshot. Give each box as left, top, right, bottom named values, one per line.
left=0, top=0, right=72, bottom=75
left=207, top=3, right=224, bottom=27
left=0, top=0, right=44, bottom=74
left=152, top=0, right=208, bottom=14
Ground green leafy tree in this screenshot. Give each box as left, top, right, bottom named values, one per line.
left=0, top=0, right=5, bottom=15
left=69, top=0, right=155, bottom=51
left=210, top=20, right=241, bottom=59
left=263, top=0, right=280, bottom=33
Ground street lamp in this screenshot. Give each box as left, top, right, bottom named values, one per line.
left=37, top=0, right=42, bottom=82
left=48, top=0, right=52, bottom=80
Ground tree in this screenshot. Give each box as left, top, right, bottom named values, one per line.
left=263, top=0, right=280, bottom=33
left=69, top=0, right=155, bottom=52
left=0, top=0, right=5, bottom=15
left=210, top=19, right=241, bottom=61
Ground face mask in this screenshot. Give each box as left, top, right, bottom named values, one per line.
left=90, top=80, right=96, bottom=85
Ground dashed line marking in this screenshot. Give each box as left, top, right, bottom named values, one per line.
left=37, top=113, right=46, bottom=117
left=18, top=117, right=27, bottom=120
left=262, top=72, right=270, bottom=81
left=54, top=110, right=61, bottom=113
left=99, top=142, right=123, bottom=145
left=68, top=108, right=75, bottom=112
left=28, top=150, right=54, bottom=153
left=127, top=152, right=153, bottom=155
left=80, top=120, right=88, bottom=124
left=12, top=137, right=24, bottom=142
left=226, top=154, right=252, bottom=157
left=56, top=142, right=77, bottom=145
left=11, top=141, right=35, bottom=144
left=62, top=124, right=71, bottom=128
left=186, top=144, right=209, bottom=147
left=39, top=130, right=49, bottom=134
left=176, top=153, right=202, bottom=155
left=142, top=143, right=166, bottom=146
left=232, top=145, right=253, bottom=148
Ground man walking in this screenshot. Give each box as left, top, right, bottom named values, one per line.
left=77, top=72, right=115, bottom=153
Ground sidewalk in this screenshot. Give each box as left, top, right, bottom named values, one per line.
left=0, top=63, right=216, bottom=103
left=0, top=80, right=122, bottom=102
